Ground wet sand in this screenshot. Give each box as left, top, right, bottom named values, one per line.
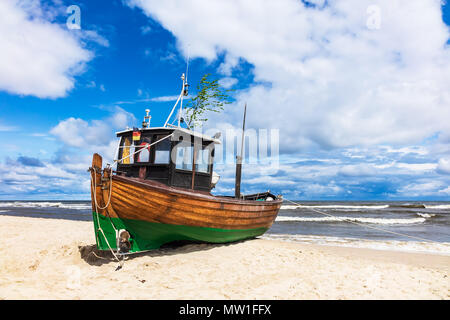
left=0, top=216, right=448, bottom=299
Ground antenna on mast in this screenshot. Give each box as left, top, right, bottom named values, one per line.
left=178, top=47, right=190, bottom=127
left=235, top=103, right=247, bottom=199
left=164, top=47, right=191, bottom=128
left=185, top=44, right=191, bottom=84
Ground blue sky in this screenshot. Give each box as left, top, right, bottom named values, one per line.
left=0, top=0, right=450, bottom=200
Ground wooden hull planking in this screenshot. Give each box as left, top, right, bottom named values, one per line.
left=90, top=153, right=282, bottom=252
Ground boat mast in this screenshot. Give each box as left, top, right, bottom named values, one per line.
left=178, top=74, right=185, bottom=127
left=164, top=74, right=188, bottom=128
left=235, top=103, right=247, bottom=199
left=180, top=49, right=190, bottom=127
left=164, top=53, right=190, bottom=128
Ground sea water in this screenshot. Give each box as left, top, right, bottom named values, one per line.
left=0, top=200, right=449, bottom=255
left=265, top=201, right=450, bottom=255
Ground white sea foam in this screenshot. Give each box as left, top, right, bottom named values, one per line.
left=261, top=234, right=450, bottom=256
left=416, top=213, right=435, bottom=218
left=424, top=204, right=450, bottom=210
left=0, top=202, right=91, bottom=210
left=0, top=201, right=62, bottom=208
left=281, top=205, right=302, bottom=210
left=58, top=204, right=91, bottom=210
left=280, top=204, right=389, bottom=210
left=275, top=215, right=426, bottom=225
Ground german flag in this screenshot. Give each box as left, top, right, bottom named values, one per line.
left=132, top=129, right=141, bottom=141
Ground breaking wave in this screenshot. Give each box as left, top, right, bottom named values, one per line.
left=0, top=202, right=91, bottom=210
left=424, top=204, right=450, bottom=210
left=281, top=203, right=450, bottom=211
left=281, top=204, right=389, bottom=210
left=275, top=215, right=426, bottom=225
left=388, top=204, right=426, bottom=209
left=416, top=213, right=435, bottom=218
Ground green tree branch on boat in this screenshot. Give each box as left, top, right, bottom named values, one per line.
left=184, top=74, right=233, bottom=128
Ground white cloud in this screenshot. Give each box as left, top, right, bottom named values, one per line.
left=218, top=55, right=240, bottom=76
left=0, top=156, right=91, bottom=198
left=338, top=164, right=377, bottom=177
left=218, top=77, right=238, bottom=89
left=149, top=95, right=182, bottom=102
left=438, top=186, right=450, bottom=195
left=0, top=123, right=19, bottom=132
left=127, top=0, right=450, bottom=151
left=141, top=25, right=152, bottom=34
left=80, top=29, right=110, bottom=47
left=0, top=0, right=95, bottom=98
left=381, top=146, right=429, bottom=156
left=0, top=108, right=140, bottom=198
left=302, top=182, right=343, bottom=196
left=396, top=163, right=437, bottom=172
left=50, top=107, right=136, bottom=161
left=86, top=81, right=107, bottom=92
left=397, top=181, right=445, bottom=197
left=437, top=158, right=450, bottom=175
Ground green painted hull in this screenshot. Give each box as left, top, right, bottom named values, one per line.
left=92, top=211, right=268, bottom=253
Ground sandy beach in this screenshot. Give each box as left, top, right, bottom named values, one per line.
left=0, top=215, right=448, bottom=300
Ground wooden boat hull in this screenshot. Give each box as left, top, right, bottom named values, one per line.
left=90, top=154, right=282, bottom=252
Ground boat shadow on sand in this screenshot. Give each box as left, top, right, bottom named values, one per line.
left=79, top=239, right=252, bottom=267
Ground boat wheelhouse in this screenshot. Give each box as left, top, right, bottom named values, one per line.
left=114, top=126, right=220, bottom=193
left=89, top=73, right=282, bottom=255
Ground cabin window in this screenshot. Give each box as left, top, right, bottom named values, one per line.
left=175, top=144, right=193, bottom=170
left=154, top=135, right=171, bottom=164
left=128, top=145, right=136, bottom=164
left=136, top=142, right=150, bottom=162
left=134, top=136, right=151, bottom=163
left=119, top=137, right=135, bottom=164
left=195, top=147, right=211, bottom=173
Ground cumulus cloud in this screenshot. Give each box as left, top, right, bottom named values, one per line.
left=437, top=158, right=450, bottom=175
left=3, top=1, right=448, bottom=199
left=0, top=0, right=97, bottom=98
left=122, top=0, right=450, bottom=199
left=218, top=77, right=238, bottom=89
left=127, top=0, right=450, bottom=150
left=338, top=164, right=377, bottom=177
left=0, top=108, right=137, bottom=199
left=439, top=186, right=450, bottom=195
left=396, top=181, right=445, bottom=197
left=0, top=155, right=87, bottom=198
left=50, top=107, right=136, bottom=160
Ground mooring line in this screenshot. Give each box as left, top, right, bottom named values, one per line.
left=283, top=199, right=446, bottom=245
left=90, top=171, right=122, bottom=268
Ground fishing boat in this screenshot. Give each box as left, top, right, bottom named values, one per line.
left=89, top=74, right=282, bottom=254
